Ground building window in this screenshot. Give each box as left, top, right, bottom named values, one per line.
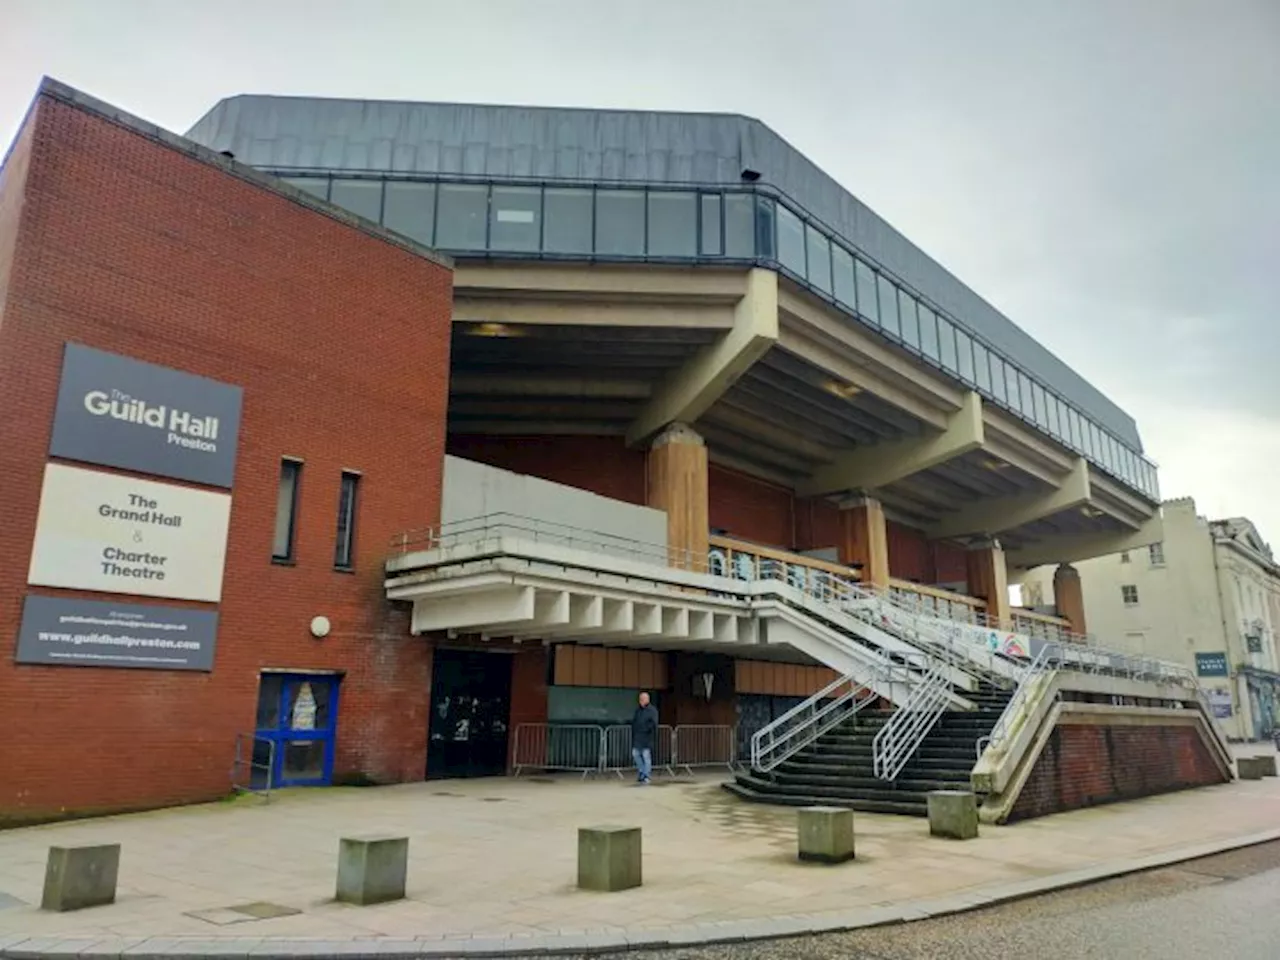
left=273, top=459, right=302, bottom=563
left=489, top=186, right=541, bottom=252
left=700, top=194, right=722, bottom=255
left=899, top=291, right=921, bottom=349
left=832, top=244, right=856, bottom=308
left=878, top=274, right=900, bottom=337
left=805, top=225, right=832, bottom=293
left=280, top=176, right=329, bottom=200
left=329, top=179, right=383, bottom=222
left=334, top=471, right=360, bottom=570
left=1121, top=584, right=1139, bottom=606
left=955, top=329, right=975, bottom=383
left=382, top=181, right=436, bottom=246
left=543, top=187, right=593, bottom=254
left=723, top=193, right=755, bottom=257
left=776, top=204, right=806, bottom=276
left=647, top=191, right=697, bottom=257
left=436, top=183, right=489, bottom=249
left=1120, top=551, right=1131, bottom=563
left=595, top=189, right=645, bottom=255
left=1149, top=542, right=1166, bottom=566
left=936, top=314, right=958, bottom=372
left=855, top=259, right=879, bottom=325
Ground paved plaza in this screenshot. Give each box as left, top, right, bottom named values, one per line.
left=1, top=748, right=1278, bottom=956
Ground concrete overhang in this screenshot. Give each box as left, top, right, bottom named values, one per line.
left=1005, top=514, right=1165, bottom=570
left=927, top=458, right=1092, bottom=540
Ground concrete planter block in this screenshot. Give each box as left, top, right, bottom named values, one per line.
left=1237, top=757, right=1270, bottom=780
left=928, top=790, right=980, bottom=840
left=797, top=806, right=856, bottom=864
left=41, top=844, right=120, bottom=912
left=336, top=835, right=408, bottom=905
left=577, top=825, right=641, bottom=891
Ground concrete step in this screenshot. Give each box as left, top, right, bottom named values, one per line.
left=778, top=760, right=972, bottom=782
left=760, top=771, right=965, bottom=794
left=723, top=779, right=927, bottom=817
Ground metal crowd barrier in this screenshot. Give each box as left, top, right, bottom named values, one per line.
left=511, top=723, right=735, bottom=778
left=230, top=733, right=275, bottom=799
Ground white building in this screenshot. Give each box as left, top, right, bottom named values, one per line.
left=1023, top=498, right=1280, bottom=741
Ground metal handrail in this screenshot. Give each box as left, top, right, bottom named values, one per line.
left=873, top=656, right=953, bottom=780
left=231, top=733, right=275, bottom=798
left=750, top=672, right=882, bottom=772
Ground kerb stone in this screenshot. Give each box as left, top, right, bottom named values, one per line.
left=577, top=825, right=641, bottom=892
left=797, top=806, right=855, bottom=864
left=928, top=790, right=980, bottom=840
left=335, top=835, right=408, bottom=905
left=41, top=843, right=120, bottom=911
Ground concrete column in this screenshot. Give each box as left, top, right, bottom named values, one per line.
left=646, top=422, right=709, bottom=571
left=1053, top=563, right=1087, bottom=637
left=838, top=496, right=889, bottom=589
left=967, top=539, right=1010, bottom=629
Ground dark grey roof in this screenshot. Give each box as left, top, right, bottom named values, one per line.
left=185, top=95, right=1141, bottom=449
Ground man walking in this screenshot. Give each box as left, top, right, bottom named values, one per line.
left=630, top=691, right=659, bottom=784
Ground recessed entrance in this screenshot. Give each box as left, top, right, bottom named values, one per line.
left=254, top=672, right=341, bottom=788
left=427, top=649, right=513, bottom=779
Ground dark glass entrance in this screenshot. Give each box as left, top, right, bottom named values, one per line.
left=427, top=649, right=513, bottom=779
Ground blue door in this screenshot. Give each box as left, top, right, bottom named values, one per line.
left=254, top=673, right=340, bottom=787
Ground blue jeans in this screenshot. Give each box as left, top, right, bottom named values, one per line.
left=632, top=746, right=652, bottom=782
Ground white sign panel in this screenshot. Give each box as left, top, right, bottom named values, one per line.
left=28, top=463, right=232, bottom=603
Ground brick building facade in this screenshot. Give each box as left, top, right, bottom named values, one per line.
left=0, top=82, right=453, bottom=824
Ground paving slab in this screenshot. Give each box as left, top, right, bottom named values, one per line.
left=0, top=770, right=1277, bottom=956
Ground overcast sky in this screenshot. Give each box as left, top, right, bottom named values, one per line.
left=4, top=0, right=1277, bottom=546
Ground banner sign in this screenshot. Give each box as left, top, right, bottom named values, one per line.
left=27, top=463, right=232, bottom=603
left=14, top=594, right=218, bottom=671
left=49, top=343, right=242, bottom=488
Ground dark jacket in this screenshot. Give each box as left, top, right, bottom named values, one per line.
left=631, top=703, right=659, bottom=751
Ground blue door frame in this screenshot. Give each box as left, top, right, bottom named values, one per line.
left=255, top=673, right=340, bottom=788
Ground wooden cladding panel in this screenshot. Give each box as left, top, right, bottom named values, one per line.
left=553, top=645, right=669, bottom=690
left=735, top=660, right=838, bottom=697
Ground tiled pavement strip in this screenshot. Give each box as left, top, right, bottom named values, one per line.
left=0, top=746, right=1277, bottom=958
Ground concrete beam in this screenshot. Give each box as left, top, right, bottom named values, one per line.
left=626, top=269, right=778, bottom=446
left=928, top=458, right=1092, bottom=540
left=1006, top=515, right=1165, bottom=570
left=450, top=377, right=652, bottom=399
left=453, top=297, right=735, bottom=329
left=798, top=391, right=984, bottom=497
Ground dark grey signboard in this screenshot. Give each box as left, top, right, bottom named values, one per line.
left=49, top=343, right=243, bottom=488
left=15, top=594, right=218, bottom=671
left=1195, top=651, right=1229, bottom=677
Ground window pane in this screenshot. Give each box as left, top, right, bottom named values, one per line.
left=382, top=181, right=436, bottom=246
left=1005, top=363, right=1021, bottom=413
left=1049, top=395, right=1064, bottom=438
left=273, top=460, right=300, bottom=561
left=330, top=179, right=382, bottom=222
left=832, top=245, right=856, bottom=308
left=937, top=315, right=958, bottom=372
left=956, top=329, right=975, bottom=383
left=855, top=259, right=879, bottom=325
left=596, top=190, right=644, bottom=255
left=776, top=205, right=806, bottom=276
left=255, top=675, right=284, bottom=729
left=899, top=291, right=920, bottom=348
left=878, top=275, right=900, bottom=336
left=919, top=300, right=939, bottom=360
left=755, top=197, right=775, bottom=259
left=436, top=183, right=488, bottom=249
left=334, top=472, right=360, bottom=569
left=805, top=226, right=832, bottom=293
left=1019, top=373, right=1034, bottom=419
left=1068, top=409, right=1081, bottom=449
left=973, top=343, right=991, bottom=392
left=990, top=355, right=1006, bottom=403
left=543, top=187, right=593, bottom=254
left=724, top=194, right=754, bottom=257
left=489, top=186, right=541, bottom=252
left=647, top=191, right=696, bottom=256
left=700, top=194, right=722, bottom=255
left=281, top=176, right=329, bottom=200
left=1031, top=383, right=1048, bottom=429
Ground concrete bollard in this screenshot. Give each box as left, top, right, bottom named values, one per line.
left=1252, top=754, right=1277, bottom=777
left=336, top=835, right=409, bottom=905
left=577, top=825, right=642, bottom=892
left=41, top=844, right=120, bottom=912
left=797, top=806, right=856, bottom=864
left=1237, top=757, right=1270, bottom=780
left=928, top=790, right=980, bottom=840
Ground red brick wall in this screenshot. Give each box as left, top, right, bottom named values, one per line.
left=708, top=465, right=794, bottom=548
left=0, top=93, right=453, bottom=823
left=1008, top=723, right=1228, bottom=822
left=447, top=435, right=646, bottom=505
left=0, top=102, right=34, bottom=323
left=507, top=647, right=549, bottom=770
